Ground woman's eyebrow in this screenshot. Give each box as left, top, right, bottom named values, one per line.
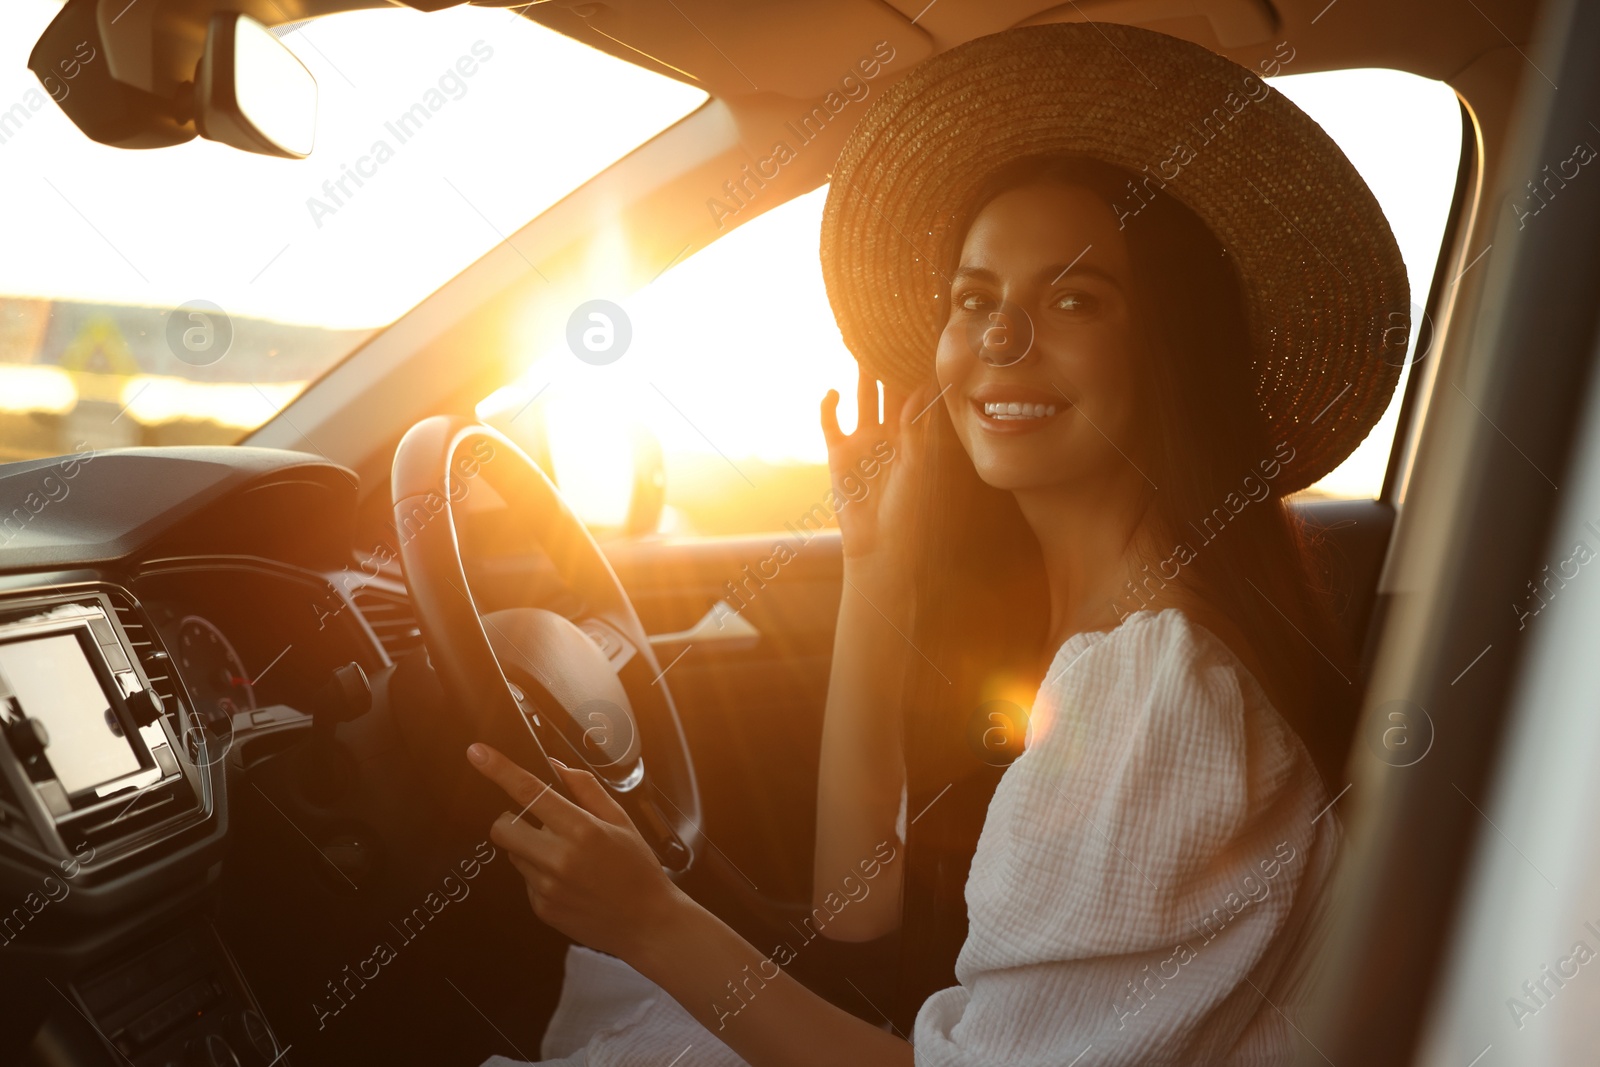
left=1041, top=263, right=1120, bottom=287
left=951, top=264, right=999, bottom=285
left=950, top=263, right=1121, bottom=286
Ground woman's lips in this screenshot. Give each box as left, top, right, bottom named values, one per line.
left=982, top=400, right=1058, bottom=419
left=968, top=394, right=1071, bottom=433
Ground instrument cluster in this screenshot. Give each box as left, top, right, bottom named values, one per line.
left=137, top=561, right=383, bottom=733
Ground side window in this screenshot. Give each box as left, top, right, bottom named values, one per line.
left=481, top=187, right=859, bottom=536
left=1269, top=68, right=1462, bottom=500
left=479, top=68, right=1463, bottom=535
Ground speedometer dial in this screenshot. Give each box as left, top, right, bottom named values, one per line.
left=175, top=615, right=257, bottom=719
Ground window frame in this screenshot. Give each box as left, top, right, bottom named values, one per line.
left=1379, top=100, right=1480, bottom=508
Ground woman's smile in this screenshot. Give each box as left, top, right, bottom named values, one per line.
left=968, top=384, right=1072, bottom=433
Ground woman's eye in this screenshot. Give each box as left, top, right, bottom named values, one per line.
left=953, top=287, right=1004, bottom=313
left=1053, top=292, right=1099, bottom=313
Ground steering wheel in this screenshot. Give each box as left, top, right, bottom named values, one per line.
left=389, top=415, right=699, bottom=872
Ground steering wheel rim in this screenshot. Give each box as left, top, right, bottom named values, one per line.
left=390, top=415, right=700, bottom=872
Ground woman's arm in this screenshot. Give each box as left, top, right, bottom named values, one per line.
left=633, top=885, right=913, bottom=1066
left=812, top=373, right=929, bottom=940
left=811, top=571, right=912, bottom=940
left=467, top=745, right=913, bottom=1067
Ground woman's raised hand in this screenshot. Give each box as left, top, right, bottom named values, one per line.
left=820, top=369, right=932, bottom=586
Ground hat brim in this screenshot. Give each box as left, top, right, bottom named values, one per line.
left=819, top=22, right=1410, bottom=494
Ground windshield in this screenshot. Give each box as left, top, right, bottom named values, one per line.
left=0, top=1, right=706, bottom=463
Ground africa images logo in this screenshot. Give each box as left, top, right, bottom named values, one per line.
left=704, top=40, right=898, bottom=229
left=304, top=41, right=496, bottom=229
left=1109, top=41, right=1296, bottom=230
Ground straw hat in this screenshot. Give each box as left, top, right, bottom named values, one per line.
left=819, top=22, right=1410, bottom=493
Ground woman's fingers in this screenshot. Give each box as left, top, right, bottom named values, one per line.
left=507, top=852, right=549, bottom=894
left=856, top=368, right=880, bottom=432
left=900, top=382, right=939, bottom=427
left=467, top=743, right=581, bottom=832
left=825, top=373, right=920, bottom=449
left=550, top=759, right=632, bottom=829
left=820, top=389, right=844, bottom=448
left=491, top=807, right=559, bottom=869
left=472, top=748, right=637, bottom=865
left=883, top=380, right=908, bottom=436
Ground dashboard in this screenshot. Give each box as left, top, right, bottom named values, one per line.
left=0, top=446, right=417, bottom=1065
left=0, top=443, right=611, bottom=1067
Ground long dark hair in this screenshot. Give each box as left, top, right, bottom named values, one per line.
left=890, top=155, right=1356, bottom=1023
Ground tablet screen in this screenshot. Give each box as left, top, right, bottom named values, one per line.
left=0, top=631, right=141, bottom=795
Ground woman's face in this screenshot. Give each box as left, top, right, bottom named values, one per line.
left=936, top=182, right=1146, bottom=494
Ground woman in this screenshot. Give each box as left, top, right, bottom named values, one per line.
left=471, top=20, right=1408, bottom=1067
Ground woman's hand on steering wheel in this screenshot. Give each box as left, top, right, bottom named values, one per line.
left=468, top=743, right=685, bottom=959
left=820, top=369, right=934, bottom=595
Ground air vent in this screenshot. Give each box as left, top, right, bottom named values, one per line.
left=61, top=781, right=189, bottom=853
left=107, top=589, right=185, bottom=732
left=351, top=584, right=423, bottom=661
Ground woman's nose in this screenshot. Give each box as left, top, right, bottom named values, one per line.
left=969, top=298, right=1037, bottom=367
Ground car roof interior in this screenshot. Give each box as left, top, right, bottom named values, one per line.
left=238, top=0, right=1536, bottom=95
left=528, top=0, right=1533, bottom=92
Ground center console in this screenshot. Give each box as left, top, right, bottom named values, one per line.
left=0, top=592, right=205, bottom=869
left=0, top=588, right=284, bottom=1066
left=41, top=921, right=287, bottom=1067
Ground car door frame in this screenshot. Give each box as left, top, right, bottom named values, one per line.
left=1296, top=0, right=1600, bottom=1060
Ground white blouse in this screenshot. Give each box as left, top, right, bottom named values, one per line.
left=913, top=608, right=1338, bottom=1065
left=487, top=608, right=1340, bottom=1067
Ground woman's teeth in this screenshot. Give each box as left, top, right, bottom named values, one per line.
left=983, top=401, right=1058, bottom=420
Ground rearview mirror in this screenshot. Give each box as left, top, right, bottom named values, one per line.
left=195, top=14, right=317, bottom=159
left=28, top=0, right=316, bottom=158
